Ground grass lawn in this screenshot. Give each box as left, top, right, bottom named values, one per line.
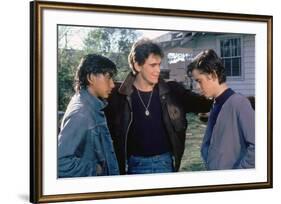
left=179, top=113, right=207, bottom=172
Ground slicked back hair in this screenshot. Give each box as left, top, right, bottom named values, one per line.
left=187, top=49, right=226, bottom=84
left=128, top=38, right=164, bottom=74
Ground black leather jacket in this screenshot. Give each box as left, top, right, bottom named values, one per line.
left=105, top=73, right=212, bottom=174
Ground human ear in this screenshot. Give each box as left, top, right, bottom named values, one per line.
left=210, top=71, right=218, bottom=81
left=87, top=73, right=96, bottom=85
left=134, top=62, right=141, bottom=72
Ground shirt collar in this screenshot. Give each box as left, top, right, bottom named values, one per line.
left=118, top=72, right=169, bottom=96
left=214, top=88, right=235, bottom=106
left=80, top=89, right=107, bottom=111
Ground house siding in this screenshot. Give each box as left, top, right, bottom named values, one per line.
left=160, top=33, right=255, bottom=97
left=227, top=35, right=255, bottom=96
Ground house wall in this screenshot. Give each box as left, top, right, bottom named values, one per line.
left=168, top=61, right=188, bottom=82
left=218, top=34, right=255, bottom=97
left=162, top=34, right=255, bottom=97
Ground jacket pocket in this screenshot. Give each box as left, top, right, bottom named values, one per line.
left=167, top=104, right=187, bottom=132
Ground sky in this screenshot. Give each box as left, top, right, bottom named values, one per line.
left=58, top=26, right=169, bottom=50
left=139, top=29, right=169, bottom=39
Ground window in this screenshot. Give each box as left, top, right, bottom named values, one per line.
left=220, top=38, right=241, bottom=77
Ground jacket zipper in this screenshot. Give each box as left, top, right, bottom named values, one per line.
left=161, top=94, right=176, bottom=170
left=124, top=96, right=133, bottom=173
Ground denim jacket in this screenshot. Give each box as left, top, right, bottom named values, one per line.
left=58, top=89, right=119, bottom=178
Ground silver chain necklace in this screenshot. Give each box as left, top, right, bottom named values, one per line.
left=136, top=88, right=153, bottom=116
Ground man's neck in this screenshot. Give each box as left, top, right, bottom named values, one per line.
left=214, top=83, right=228, bottom=99
left=134, top=76, right=155, bottom=92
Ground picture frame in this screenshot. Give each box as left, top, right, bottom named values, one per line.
left=30, top=0, right=273, bottom=203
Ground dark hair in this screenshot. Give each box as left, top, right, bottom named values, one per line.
left=74, top=54, right=117, bottom=92
left=187, top=49, right=226, bottom=84
left=128, top=38, right=164, bottom=74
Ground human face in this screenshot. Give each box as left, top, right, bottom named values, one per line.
left=192, top=69, right=218, bottom=98
left=87, top=73, right=115, bottom=99
left=135, top=54, right=161, bottom=87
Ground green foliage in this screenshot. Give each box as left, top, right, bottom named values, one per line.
left=58, top=27, right=140, bottom=111
left=83, top=28, right=140, bottom=81
left=83, top=28, right=113, bottom=54
left=58, top=48, right=84, bottom=111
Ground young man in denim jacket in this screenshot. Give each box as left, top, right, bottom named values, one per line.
left=58, top=54, right=119, bottom=178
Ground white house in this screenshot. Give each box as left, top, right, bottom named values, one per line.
left=154, top=32, right=255, bottom=97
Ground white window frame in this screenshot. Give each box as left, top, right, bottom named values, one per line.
left=216, top=35, right=244, bottom=81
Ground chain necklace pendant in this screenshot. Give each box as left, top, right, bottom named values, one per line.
left=145, top=110, right=150, bottom=116
left=136, top=87, right=153, bottom=117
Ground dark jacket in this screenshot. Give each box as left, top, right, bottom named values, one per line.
left=105, top=73, right=212, bottom=174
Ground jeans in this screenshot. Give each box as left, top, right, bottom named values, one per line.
left=127, top=152, right=174, bottom=174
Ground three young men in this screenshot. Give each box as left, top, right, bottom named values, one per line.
left=58, top=39, right=254, bottom=178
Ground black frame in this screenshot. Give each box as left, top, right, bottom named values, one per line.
left=30, top=1, right=273, bottom=203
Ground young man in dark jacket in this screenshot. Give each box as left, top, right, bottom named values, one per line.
left=105, top=38, right=212, bottom=175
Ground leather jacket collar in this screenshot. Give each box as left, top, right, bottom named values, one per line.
left=118, top=72, right=170, bottom=96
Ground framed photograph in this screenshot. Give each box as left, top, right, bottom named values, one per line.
left=30, top=0, right=273, bottom=203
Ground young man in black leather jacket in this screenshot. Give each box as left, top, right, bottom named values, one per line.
left=105, top=38, right=212, bottom=174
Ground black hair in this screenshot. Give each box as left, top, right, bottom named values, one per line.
left=128, top=38, right=164, bottom=74
left=74, top=54, right=117, bottom=92
left=187, top=49, right=226, bottom=84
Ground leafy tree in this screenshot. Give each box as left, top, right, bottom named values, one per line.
left=58, top=48, right=84, bottom=112
left=83, top=28, right=140, bottom=81
left=58, top=27, right=140, bottom=112
left=83, top=28, right=113, bottom=54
